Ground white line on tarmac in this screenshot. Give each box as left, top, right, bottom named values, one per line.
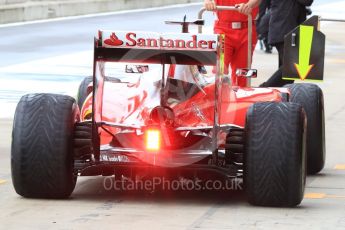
left=1, top=1, right=344, bottom=29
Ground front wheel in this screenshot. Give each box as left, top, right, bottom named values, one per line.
left=77, top=76, right=93, bottom=109
left=77, top=76, right=121, bottom=109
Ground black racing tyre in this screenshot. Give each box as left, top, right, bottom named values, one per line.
left=77, top=76, right=93, bottom=109
left=286, top=83, right=325, bottom=175
left=11, top=94, right=79, bottom=198
left=77, top=76, right=121, bottom=109
left=244, top=102, right=306, bottom=207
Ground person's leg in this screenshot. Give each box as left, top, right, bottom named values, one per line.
left=223, top=36, right=234, bottom=76
left=215, top=27, right=235, bottom=75
left=258, top=35, right=264, bottom=50
left=230, top=29, right=257, bottom=87
left=275, top=42, right=284, bottom=67
left=263, top=37, right=272, bottom=53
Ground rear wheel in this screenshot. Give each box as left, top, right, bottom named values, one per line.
left=11, top=94, right=79, bottom=198
left=286, top=83, right=325, bottom=174
left=245, top=102, right=306, bottom=207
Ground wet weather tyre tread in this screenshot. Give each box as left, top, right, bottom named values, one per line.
left=245, top=102, right=306, bottom=207
left=286, top=83, right=325, bottom=175
left=11, top=93, right=78, bottom=198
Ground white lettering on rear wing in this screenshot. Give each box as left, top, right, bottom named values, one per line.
left=98, top=31, right=218, bottom=51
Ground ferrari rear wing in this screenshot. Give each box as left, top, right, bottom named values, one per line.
left=94, top=31, right=220, bottom=65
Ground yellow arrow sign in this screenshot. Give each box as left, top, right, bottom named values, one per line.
left=294, top=25, right=315, bottom=80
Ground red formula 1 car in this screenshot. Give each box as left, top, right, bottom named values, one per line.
left=11, top=7, right=325, bottom=207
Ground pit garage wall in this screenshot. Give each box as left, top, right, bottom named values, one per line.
left=0, top=0, right=200, bottom=24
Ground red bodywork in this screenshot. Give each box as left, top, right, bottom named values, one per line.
left=81, top=78, right=285, bottom=146
left=82, top=30, right=288, bottom=152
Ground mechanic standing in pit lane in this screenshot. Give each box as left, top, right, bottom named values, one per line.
left=260, top=0, right=313, bottom=87
left=204, top=0, right=261, bottom=87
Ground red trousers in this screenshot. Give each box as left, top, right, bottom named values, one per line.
left=214, top=22, right=257, bottom=87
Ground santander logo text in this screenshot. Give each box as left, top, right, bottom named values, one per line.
left=101, top=31, right=218, bottom=51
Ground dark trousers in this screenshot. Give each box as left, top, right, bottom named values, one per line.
left=260, top=42, right=294, bottom=87
left=275, top=42, right=284, bottom=66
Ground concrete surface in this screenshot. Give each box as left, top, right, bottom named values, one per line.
left=0, top=0, right=200, bottom=24
left=0, top=2, right=345, bottom=230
